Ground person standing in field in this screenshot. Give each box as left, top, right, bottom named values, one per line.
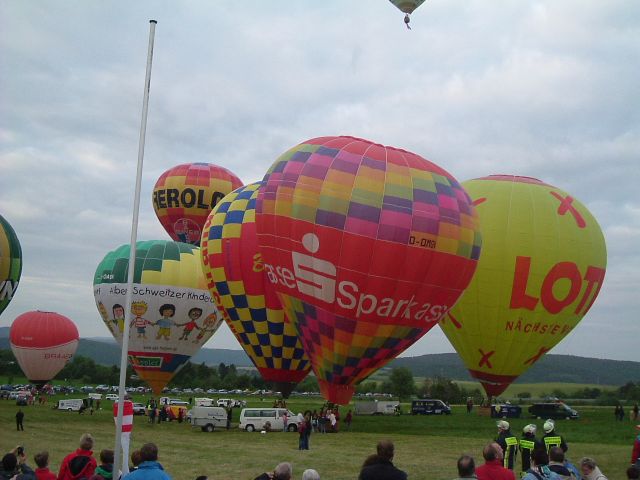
left=16, top=409, right=24, bottom=431
left=495, top=421, right=518, bottom=471
left=543, top=420, right=568, bottom=454
left=631, top=424, right=640, bottom=466
left=520, top=424, right=543, bottom=474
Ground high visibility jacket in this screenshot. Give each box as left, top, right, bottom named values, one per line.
left=503, top=436, right=518, bottom=469
left=544, top=435, right=563, bottom=453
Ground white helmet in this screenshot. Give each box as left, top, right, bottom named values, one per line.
left=523, top=424, right=537, bottom=435
left=543, top=419, right=555, bottom=433
left=497, top=420, right=510, bottom=430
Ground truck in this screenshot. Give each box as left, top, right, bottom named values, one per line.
left=354, top=401, right=400, bottom=416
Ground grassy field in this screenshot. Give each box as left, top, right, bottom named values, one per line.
left=1, top=395, right=637, bottom=480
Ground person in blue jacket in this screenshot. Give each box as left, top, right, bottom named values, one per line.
left=122, top=444, right=171, bottom=480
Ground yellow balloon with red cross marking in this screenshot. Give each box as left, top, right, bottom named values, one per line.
left=439, top=175, right=607, bottom=397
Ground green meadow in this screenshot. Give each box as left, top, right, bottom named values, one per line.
left=1, top=394, right=637, bottom=480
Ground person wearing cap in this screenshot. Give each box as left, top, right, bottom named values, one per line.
left=495, top=420, right=518, bottom=471
left=632, top=424, right=640, bottom=466
left=520, top=424, right=544, bottom=474
left=542, top=420, right=568, bottom=454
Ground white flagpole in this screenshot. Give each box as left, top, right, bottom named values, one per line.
left=114, top=19, right=157, bottom=476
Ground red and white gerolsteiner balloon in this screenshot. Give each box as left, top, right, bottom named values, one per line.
left=10, top=311, right=79, bottom=387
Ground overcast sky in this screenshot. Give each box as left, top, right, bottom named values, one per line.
left=1, top=1, right=638, bottom=362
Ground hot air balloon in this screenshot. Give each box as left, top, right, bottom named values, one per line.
left=439, top=175, right=607, bottom=398
left=152, top=163, right=243, bottom=245
left=201, top=182, right=311, bottom=397
left=389, top=0, right=426, bottom=29
left=10, top=311, right=79, bottom=387
left=0, top=214, right=22, bottom=318
left=255, top=136, right=481, bottom=404
left=93, top=240, right=223, bottom=394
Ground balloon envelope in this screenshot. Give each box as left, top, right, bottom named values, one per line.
left=152, top=163, right=243, bottom=245
left=10, top=311, right=79, bottom=385
left=201, top=182, right=311, bottom=397
left=439, top=175, right=607, bottom=397
left=255, top=136, right=481, bottom=404
left=93, top=240, right=223, bottom=394
left=389, top=0, right=426, bottom=14
left=0, top=214, right=22, bottom=318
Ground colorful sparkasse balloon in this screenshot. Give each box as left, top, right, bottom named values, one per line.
left=255, top=136, right=482, bottom=404
left=201, top=182, right=311, bottom=397
left=152, top=163, right=243, bottom=245
left=389, top=0, right=426, bottom=28
left=439, top=175, right=607, bottom=398
left=10, top=311, right=79, bottom=387
left=93, top=240, right=223, bottom=394
left=0, top=214, right=22, bottom=318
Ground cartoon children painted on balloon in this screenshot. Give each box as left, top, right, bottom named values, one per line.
left=112, top=304, right=126, bottom=334
left=177, top=307, right=202, bottom=340
left=97, top=301, right=112, bottom=333
left=130, top=301, right=152, bottom=339
left=155, top=303, right=176, bottom=340
left=194, top=312, right=220, bottom=344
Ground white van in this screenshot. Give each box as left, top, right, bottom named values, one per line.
left=194, top=397, right=214, bottom=407
left=57, top=399, right=85, bottom=411
left=239, top=408, right=299, bottom=432
left=190, top=406, right=229, bottom=432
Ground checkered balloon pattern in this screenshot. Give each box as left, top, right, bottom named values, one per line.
left=153, top=162, right=243, bottom=245
left=255, top=136, right=482, bottom=404
left=201, top=182, right=310, bottom=392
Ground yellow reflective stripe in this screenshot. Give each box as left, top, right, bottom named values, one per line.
left=519, top=439, right=535, bottom=450
left=544, top=436, right=561, bottom=451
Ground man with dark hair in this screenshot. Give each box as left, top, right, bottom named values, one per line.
left=34, top=451, right=56, bottom=480
left=359, top=440, right=407, bottom=480
left=16, top=409, right=25, bottom=431
left=547, top=446, right=574, bottom=479
left=454, top=455, right=476, bottom=479
left=475, top=443, right=516, bottom=480
left=57, top=433, right=97, bottom=480
left=1, top=451, right=35, bottom=480
left=93, top=450, right=115, bottom=480
left=122, top=443, right=171, bottom=480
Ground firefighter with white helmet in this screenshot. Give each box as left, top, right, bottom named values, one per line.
left=543, top=419, right=568, bottom=453
left=496, top=420, right=518, bottom=471
left=520, top=423, right=544, bottom=474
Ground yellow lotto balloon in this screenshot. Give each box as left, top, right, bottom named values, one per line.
left=440, top=175, right=607, bottom=397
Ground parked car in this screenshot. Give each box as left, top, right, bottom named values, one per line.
left=217, top=398, right=246, bottom=408
left=105, top=394, right=119, bottom=401
left=239, top=408, right=299, bottom=432
left=491, top=404, right=522, bottom=418
left=410, top=399, right=451, bottom=415
left=528, top=402, right=579, bottom=420
left=132, top=403, right=147, bottom=415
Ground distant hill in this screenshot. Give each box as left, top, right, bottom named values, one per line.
left=388, top=353, right=640, bottom=385
left=1, top=326, right=639, bottom=385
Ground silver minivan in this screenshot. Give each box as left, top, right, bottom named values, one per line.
left=239, top=408, right=299, bottom=432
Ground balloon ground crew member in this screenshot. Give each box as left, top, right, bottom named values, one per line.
left=543, top=419, right=568, bottom=454
left=496, top=420, right=518, bottom=470
left=520, top=424, right=543, bottom=473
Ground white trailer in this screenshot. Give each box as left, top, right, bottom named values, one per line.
left=354, top=401, right=399, bottom=415
left=56, top=399, right=86, bottom=411
left=189, top=406, right=229, bottom=432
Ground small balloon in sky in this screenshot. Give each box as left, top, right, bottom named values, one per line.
left=389, top=0, right=426, bottom=29
left=439, top=175, right=607, bottom=398
left=152, top=163, right=243, bottom=246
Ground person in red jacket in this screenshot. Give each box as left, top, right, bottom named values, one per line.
left=632, top=425, right=640, bottom=466
left=475, top=442, right=516, bottom=480
left=34, top=452, right=56, bottom=480
left=57, top=433, right=97, bottom=480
